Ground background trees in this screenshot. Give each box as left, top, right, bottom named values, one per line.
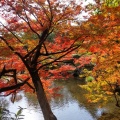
left=79, top=0, right=120, bottom=106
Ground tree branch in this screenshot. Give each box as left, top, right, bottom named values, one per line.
left=0, top=78, right=30, bottom=93
left=0, top=21, right=22, bottom=43
left=39, top=36, right=82, bottom=56
left=0, top=67, right=17, bottom=84
left=18, top=78, right=35, bottom=93
left=37, top=44, right=81, bottom=71
left=0, top=36, right=15, bottom=52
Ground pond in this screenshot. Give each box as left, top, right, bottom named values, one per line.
left=1, top=78, right=120, bottom=120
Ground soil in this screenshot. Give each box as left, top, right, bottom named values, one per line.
left=98, top=109, right=120, bottom=120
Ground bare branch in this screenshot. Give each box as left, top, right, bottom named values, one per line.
left=22, top=6, right=40, bottom=38
left=0, top=66, right=18, bottom=84
left=43, top=43, right=48, bottom=54
left=37, top=44, right=81, bottom=71
left=46, top=0, right=53, bottom=28
left=0, top=78, right=30, bottom=93
left=18, top=78, right=35, bottom=93
left=28, top=11, right=44, bottom=27
left=0, top=89, right=17, bottom=97
left=0, top=36, right=15, bottom=51
left=40, top=36, right=83, bottom=56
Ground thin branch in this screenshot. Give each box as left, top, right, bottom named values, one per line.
left=40, top=3, right=51, bottom=23
left=46, top=0, right=53, bottom=29
left=40, top=36, right=83, bottom=56
left=0, top=89, right=17, bottom=97
left=0, top=36, right=30, bottom=70
left=0, top=36, right=15, bottom=51
left=15, top=52, right=31, bottom=70
left=37, top=56, right=51, bottom=65
left=0, top=78, right=30, bottom=93
left=47, top=0, right=53, bottom=20
left=22, top=5, right=40, bottom=38
left=43, top=43, right=48, bottom=54
left=54, top=4, right=73, bottom=25
left=0, top=21, right=22, bottom=43
left=18, top=78, right=35, bottom=93
left=0, top=67, right=17, bottom=84
left=28, top=11, right=44, bottom=27
left=37, top=44, right=81, bottom=71
left=13, top=0, right=40, bottom=39
left=105, top=80, right=120, bottom=107
left=23, top=45, right=39, bottom=59
left=23, top=28, right=53, bottom=61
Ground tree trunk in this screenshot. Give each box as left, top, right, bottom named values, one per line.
left=30, top=71, right=57, bottom=120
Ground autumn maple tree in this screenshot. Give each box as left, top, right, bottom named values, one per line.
left=1, top=0, right=120, bottom=119
left=0, top=0, right=87, bottom=120
left=79, top=0, right=120, bottom=106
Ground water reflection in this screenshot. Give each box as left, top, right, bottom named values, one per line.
left=2, top=78, right=118, bottom=120
left=50, top=79, right=104, bottom=120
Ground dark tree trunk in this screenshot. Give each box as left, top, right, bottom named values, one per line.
left=30, top=71, right=57, bottom=120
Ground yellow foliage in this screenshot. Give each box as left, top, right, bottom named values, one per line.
left=105, top=91, right=113, bottom=95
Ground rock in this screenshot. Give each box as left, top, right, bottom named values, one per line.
left=73, top=63, right=95, bottom=77
left=72, top=54, right=81, bottom=59
left=63, top=59, right=75, bottom=66
left=73, top=67, right=83, bottom=77
left=84, top=63, right=95, bottom=71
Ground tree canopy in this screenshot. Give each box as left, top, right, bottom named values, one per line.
left=0, top=0, right=87, bottom=120
left=79, top=0, right=120, bottom=106
left=0, top=0, right=120, bottom=120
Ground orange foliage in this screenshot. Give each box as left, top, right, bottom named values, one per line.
left=79, top=3, right=120, bottom=105
left=0, top=0, right=85, bottom=99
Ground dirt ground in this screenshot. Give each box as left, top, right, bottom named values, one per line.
left=98, top=109, right=120, bottom=120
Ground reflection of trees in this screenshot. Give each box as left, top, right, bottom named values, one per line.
left=0, top=98, right=9, bottom=109
left=50, top=87, right=73, bottom=109
left=22, top=79, right=119, bottom=119
left=0, top=93, right=24, bottom=120
left=24, top=93, right=40, bottom=111
left=0, top=98, right=9, bottom=119
left=9, top=94, right=23, bottom=103
left=51, top=79, right=105, bottom=119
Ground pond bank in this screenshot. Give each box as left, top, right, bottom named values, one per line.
left=98, top=106, right=120, bottom=120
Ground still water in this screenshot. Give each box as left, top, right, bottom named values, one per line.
left=1, top=79, right=118, bottom=120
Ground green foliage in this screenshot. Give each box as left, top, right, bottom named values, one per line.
left=85, top=76, right=94, bottom=82
left=14, top=106, right=24, bottom=120
left=0, top=106, right=25, bottom=120
left=47, top=32, right=55, bottom=42
left=92, top=8, right=102, bottom=15
left=104, top=0, right=120, bottom=7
